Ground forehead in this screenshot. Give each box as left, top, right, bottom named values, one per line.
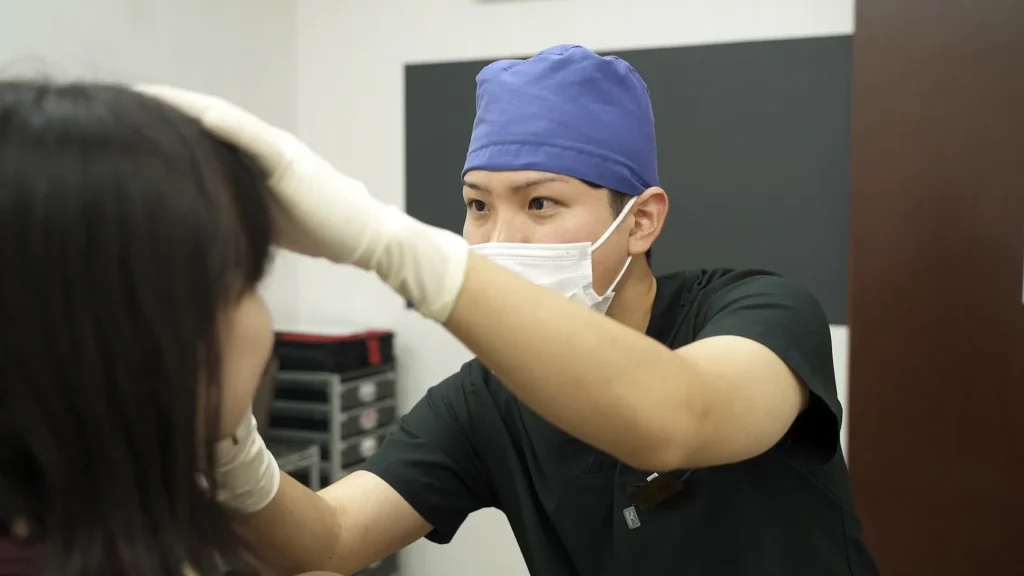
left=463, top=169, right=589, bottom=193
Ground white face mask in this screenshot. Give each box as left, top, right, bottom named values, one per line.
left=471, top=197, right=637, bottom=314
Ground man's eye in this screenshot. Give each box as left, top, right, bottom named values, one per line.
left=466, top=199, right=487, bottom=212
left=528, top=197, right=556, bottom=211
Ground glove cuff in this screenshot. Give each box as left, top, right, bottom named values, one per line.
left=206, top=412, right=281, bottom=514
left=373, top=206, right=470, bottom=323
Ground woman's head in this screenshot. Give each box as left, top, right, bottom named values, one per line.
left=0, top=81, right=275, bottom=574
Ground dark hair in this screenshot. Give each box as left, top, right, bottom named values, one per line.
left=580, top=180, right=653, bottom=264
left=0, top=82, right=273, bottom=575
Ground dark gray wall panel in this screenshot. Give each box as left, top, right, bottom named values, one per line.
left=405, top=36, right=851, bottom=323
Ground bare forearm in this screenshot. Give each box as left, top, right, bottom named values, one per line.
left=444, top=254, right=697, bottom=470
left=235, top=472, right=346, bottom=575
left=235, top=470, right=431, bottom=576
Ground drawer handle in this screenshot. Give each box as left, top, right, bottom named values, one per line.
left=358, top=436, right=380, bottom=458
left=358, top=408, right=380, bottom=431
left=357, top=382, right=378, bottom=403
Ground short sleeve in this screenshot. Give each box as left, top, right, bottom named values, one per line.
left=695, top=273, right=842, bottom=465
left=362, top=364, right=495, bottom=543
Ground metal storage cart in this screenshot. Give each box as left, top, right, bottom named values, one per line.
left=268, top=441, right=322, bottom=490
left=265, top=363, right=398, bottom=487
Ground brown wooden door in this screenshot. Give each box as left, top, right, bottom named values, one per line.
left=848, top=1, right=1024, bottom=574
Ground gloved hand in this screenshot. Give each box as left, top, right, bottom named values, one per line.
left=202, top=410, right=281, bottom=514
left=135, top=85, right=470, bottom=323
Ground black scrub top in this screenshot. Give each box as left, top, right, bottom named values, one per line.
left=363, top=269, right=879, bottom=575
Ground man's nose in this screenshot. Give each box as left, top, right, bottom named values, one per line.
left=489, top=215, right=532, bottom=244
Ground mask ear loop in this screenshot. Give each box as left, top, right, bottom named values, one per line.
left=591, top=196, right=639, bottom=253
left=590, top=196, right=639, bottom=298
left=603, top=255, right=633, bottom=297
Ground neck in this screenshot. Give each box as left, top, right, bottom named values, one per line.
left=605, top=258, right=657, bottom=334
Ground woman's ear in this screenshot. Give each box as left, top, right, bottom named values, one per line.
left=628, top=187, right=668, bottom=256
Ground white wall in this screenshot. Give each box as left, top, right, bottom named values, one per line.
left=295, top=1, right=854, bottom=575
left=0, top=0, right=304, bottom=326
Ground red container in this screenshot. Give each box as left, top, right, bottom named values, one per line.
left=274, top=330, right=394, bottom=374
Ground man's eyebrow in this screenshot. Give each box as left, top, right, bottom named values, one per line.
left=462, top=176, right=566, bottom=194
left=462, top=179, right=489, bottom=193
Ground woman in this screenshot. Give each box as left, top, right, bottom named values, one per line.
left=0, top=82, right=281, bottom=575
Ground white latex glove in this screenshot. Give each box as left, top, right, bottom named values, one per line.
left=135, top=85, right=469, bottom=323
left=200, top=410, right=281, bottom=514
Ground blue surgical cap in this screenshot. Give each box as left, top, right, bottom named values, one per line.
left=462, top=44, right=659, bottom=196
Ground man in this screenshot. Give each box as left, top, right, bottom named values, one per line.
left=143, top=44, right=877, bottom=575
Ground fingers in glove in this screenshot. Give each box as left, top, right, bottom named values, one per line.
left=133, top=84, right=300, bottom=176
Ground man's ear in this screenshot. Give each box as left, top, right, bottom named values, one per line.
left=628, top=187, right=668, bottom=256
